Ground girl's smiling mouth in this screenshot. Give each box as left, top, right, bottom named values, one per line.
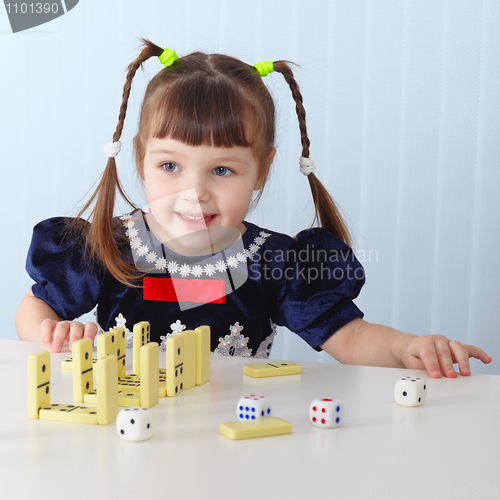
left=175, top=211, right=216, bottom=228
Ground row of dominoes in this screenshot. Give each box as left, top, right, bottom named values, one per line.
left=28, top=322, right=212, bottom=424
left=28, top=348, right=119, bottom=425
left=29, top=337, right=161, bottom=424
left=118, top=323, right=211, bottom=398
left=61, top=322, right=211, bottom=399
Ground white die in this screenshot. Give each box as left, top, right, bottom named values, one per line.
left=394, top=377, right=427, bottom=406
left=309, top=398, right=344, bottom=428
left=116, top=407, right=155, bottom=441
left=237, top=395, right=271, bottom=420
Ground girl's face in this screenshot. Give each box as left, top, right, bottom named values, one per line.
left=141, top=137, right=268, bottom=253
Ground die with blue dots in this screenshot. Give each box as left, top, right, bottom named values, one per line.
left=237, top=395, right=271, bottom=421
left=309, top=398, right=344, bottom=428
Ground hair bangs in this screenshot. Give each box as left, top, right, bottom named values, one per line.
left=146, top=75, right=261, bottom=150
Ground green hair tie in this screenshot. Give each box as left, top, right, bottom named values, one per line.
left=254, top=60, right=274, bottom=77
left=159, top=47, right=178, bottom=68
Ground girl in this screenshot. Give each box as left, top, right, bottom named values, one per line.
left=15, top=39, right=491, bottom=378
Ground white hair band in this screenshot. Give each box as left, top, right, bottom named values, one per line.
left=299, top=156, right=316, bottom=176
left=104, top=141, right=122, bottom=158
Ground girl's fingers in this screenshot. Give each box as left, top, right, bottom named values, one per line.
left=68, top=322, right=86, bottom=352
left=433, top=335, right=458, bottom=378
left=50, top=321, right=72, bottom=353
left=449, top=340, right=471, bottom=376
left=411, top=337, right=443, bottom=378
left=40, top=320, right=99, bottom=353
left=83, top=322, right=98, bottom=343
left=40, top=319, right=57, bottom=347
left=404, top=335, right=492, bottom=378
left=463, top=345, right=493, bottom=364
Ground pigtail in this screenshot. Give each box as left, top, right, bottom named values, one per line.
left=70, top=39, right=164, bottom=286
left=273, top=61, right=353, bottom=248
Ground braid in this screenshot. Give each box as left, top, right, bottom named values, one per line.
left=113, top=39, right=164, bottom=142
left=273, top=61, right=352, bottom=248
left=70, top=39, right=164, bottom=286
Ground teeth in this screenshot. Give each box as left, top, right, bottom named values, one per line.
left=182, top=214, right=206, bottom=220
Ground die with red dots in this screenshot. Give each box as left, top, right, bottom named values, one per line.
left=237, top=395, right=272, bottom=421
left=309, top=398, right=344, bottom=428
left=394, top=377, right=427, bottom=406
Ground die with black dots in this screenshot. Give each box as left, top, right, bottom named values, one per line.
left=116, top=407, right=154, bottom=441
left=237, top=395, right=271, bottom=420
left=394, top=377, right=427, bottom=407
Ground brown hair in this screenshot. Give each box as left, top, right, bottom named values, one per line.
left=71, top=39, right=352, bottom=286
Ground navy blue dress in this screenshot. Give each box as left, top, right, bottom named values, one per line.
left=26, top=209, right=365, bottom=357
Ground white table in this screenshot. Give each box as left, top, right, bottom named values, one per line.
left=1, top=339, right=499, bottom=500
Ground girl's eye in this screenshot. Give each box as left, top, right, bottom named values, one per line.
left=162, top=162, right=179, bottom=173
left=214, top=166, right=232, bottom=177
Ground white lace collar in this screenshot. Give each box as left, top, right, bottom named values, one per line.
left=119, top=210, right=272, bottom=277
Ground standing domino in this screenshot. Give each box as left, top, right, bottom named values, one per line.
left=112, top=327, right=127, bottom=379
left=73, top=338, right=94, bottom=403
left=237, top=395, right=271, bottom=420
left=394, top=377, right=427, bottom=406
left=97, top=330, right=117, bottom=359
left=166, top=334, right=184, bottom=397
left=96, top=354, right=119, bottom=425
left=140, top=342, right=160, bottom=408
left=178, top=330, right=196, bottom=390
left=28, top=351, right=51, bottom=419
left=133, top=321, right=150, bottom=376
left=309, top=398, right=344, bottom=428
left=195, top=325, right=210, bottom=386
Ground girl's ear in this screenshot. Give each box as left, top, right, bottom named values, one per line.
left=254, top=147, right=276, bottom=190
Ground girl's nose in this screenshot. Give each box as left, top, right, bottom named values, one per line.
left=180, top=183, right=210, bottom=204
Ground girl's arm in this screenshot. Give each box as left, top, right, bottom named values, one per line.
left=321, top=318, right=492, bottom=378
left=15, top=290, right=97, bottom=353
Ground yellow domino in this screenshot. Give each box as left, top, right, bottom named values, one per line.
left=219, top=418, right=292, bottom=440
left=113, top=327, right=127, bottom=379
left=28, top=351, right=51, bottom=419
left=178, top=330, right=196, bottom=390
left=84, top=391, right=141, bottom=407
left=243, top=362, right=301, bottom=378
left=96, top=355, right=119, bottom=425
left=39, top=404, right=98, bottom=424
left=73, top=338, right=94, bottom=403
left=118, top=375, right=141, bottom=392
left=133, top=321, right=150, bottom=376
left=166, top=334, right=184, bottom=397
left=117, top=392, right=141, bottom=407
left=195, top=325, right=210, bottom=386
left=140, top=342, right=159, bottom=408
left=118, top=374, right=166, bottom=397
left=62, top=357, right=97, bottom=370
left=61, top=357, right=73, bottom=370
left=97, top=330, right=117, bottom=359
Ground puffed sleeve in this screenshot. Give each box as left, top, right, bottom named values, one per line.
left=26, top=217, right=103, bottom=320
left=274, top=228, right=365, bottom=351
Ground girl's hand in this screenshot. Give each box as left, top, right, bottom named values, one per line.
left=41, top=319, right=98, bottom=353
left=400, top=334, right=492, bottom=378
